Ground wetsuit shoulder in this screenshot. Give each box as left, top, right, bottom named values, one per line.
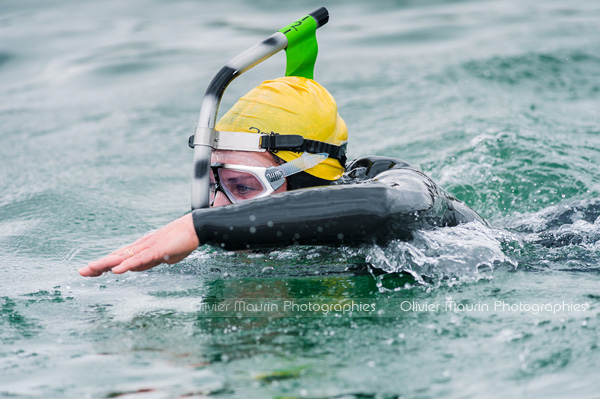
left=344, top=155, right=485, bottom=225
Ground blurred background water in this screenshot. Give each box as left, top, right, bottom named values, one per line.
left=1, top=0, right=600, bottom=398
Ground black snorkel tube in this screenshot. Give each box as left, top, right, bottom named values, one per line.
left=191, top=7, right=329, bottom=210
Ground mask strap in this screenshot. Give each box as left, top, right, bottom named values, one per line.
left=189, top=131, right=347, bottom=164
left=263, top=153, right=328, bottom=190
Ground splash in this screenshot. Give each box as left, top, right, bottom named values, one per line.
left=181, top=222, right=521, bottom=290
left=364, top=222, right=518, bottom=290
left=499, top=198, right=600, bottom=270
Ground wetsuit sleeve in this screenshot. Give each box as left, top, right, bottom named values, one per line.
left=192, top=168, right=484, bottom=251
left=193, top=184, right=396, bottom=250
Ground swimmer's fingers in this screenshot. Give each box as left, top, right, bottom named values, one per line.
left=111, top=241, right=197, bottom=274
left=79, top=253, right=138, bottom=277
left=109, top=248, right=159, bottom=274
left=78, top=235, right=158, bottom=277
left=79, top=214, right=199, bottom=277
left=111, top=215, right=199, bottom=274
left=78, top=267, right=104, bottom=277
left=99, top=233, right=156, bottom=262
left=78, top=243, right=151, bottom=277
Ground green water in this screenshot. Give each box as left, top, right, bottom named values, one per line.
left=2, top=0, right=600, bottom=398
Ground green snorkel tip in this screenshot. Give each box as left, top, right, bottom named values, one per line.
left=279, top=7, right=328, bottom=79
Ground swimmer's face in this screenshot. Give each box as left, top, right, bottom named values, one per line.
left=210, top=150, right=287, bottom=207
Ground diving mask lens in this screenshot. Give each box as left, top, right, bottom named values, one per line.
left=218, top=168, right=268, bottom=202
left=210, top=165, right=271, bottom=204
left=210, top=153, right=329, bottom=205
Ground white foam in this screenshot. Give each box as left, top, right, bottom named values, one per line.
left=364, top=222, right=518, bottom=288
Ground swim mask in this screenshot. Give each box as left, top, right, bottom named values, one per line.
left=210, top=153, right=328, bottom=204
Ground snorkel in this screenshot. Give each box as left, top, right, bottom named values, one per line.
left=190, top=7, right=330, bottom=210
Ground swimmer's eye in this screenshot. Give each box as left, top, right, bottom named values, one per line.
left=230, top=182, right=262, bottom=198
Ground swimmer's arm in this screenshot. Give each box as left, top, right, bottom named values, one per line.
left=79, top=183, right=407, bottom=276
left=192, top=183, right=428, bottom=250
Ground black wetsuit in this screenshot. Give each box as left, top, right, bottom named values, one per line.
left=192, top=156, right=485, bottom=250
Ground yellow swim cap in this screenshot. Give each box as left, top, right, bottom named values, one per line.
left=216, top=76, right=348, bottom=181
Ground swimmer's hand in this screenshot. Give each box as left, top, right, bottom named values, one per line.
left=79, top=214, right=199, bottom=277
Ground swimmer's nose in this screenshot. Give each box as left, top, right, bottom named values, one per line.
left=212, top=191, right=232, bottom=207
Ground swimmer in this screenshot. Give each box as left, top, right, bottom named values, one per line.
left=79, top=77, right=485, bottom=277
